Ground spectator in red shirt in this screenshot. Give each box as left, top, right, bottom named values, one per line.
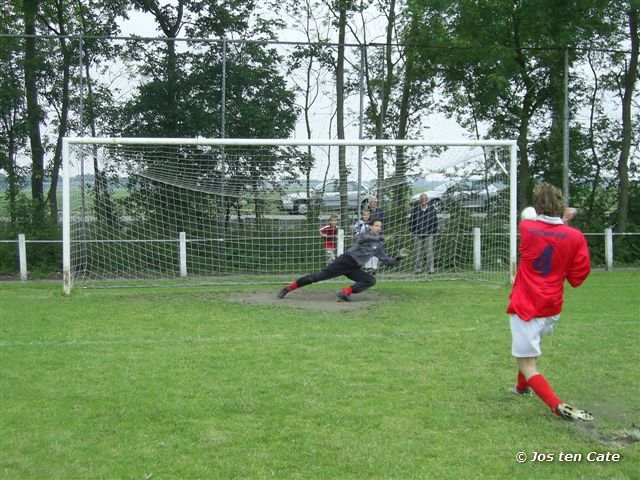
left=507, top=183, right=593, bottom=421
left=320, top=215, right=339, bottom=264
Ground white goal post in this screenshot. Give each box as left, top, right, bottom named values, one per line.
left=62, top=137, right=518, bottom=294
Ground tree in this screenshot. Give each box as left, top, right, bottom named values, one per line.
left=408, top=0, right=629, bottom=211
left=616, top=3, right=639, bottom=233
left=22, top=0, right=46, bottom=221
left=0, top=8, right=28, bottom=227
left=119, top=0, right=298, bottom=222
left=41, top=0, right=75, bottom=221
left=335, top=1, right=349, bottom=225
left=282, top=0, right=335, bottom=208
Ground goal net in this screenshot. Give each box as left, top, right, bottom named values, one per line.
left=62, top=138, right=517, bottom=293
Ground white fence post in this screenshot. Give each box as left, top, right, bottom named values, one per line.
left=473, top=227, right=482, bottom=273
left=179, top=232, right=187, bottom=278
left=18, top=234, right=27, bottom=281
left=337, top=228, right=345, bottom=256
left=604, top=228, right=613, bottom=271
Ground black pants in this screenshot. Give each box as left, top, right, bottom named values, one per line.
left=296, top=254, right=376, bottom=294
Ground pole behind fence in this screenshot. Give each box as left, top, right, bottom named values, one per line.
left=18, top=234, right=27, bottom=281
left=473, top=227, right=481, bottom=273
left=179, top=232, right=187, bottom=278
left=605, top=228, right=613, bottom=271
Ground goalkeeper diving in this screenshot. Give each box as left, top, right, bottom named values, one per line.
left=278, top=219, right=409, bottom=302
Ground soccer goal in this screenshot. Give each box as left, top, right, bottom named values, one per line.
left=62, top=137, right=517, bottom=293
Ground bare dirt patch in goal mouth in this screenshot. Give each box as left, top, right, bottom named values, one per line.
left=226, top=288, right=383, bottom=314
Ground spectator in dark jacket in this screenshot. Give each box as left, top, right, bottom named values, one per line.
left=410, top=193, right=439, bottom=274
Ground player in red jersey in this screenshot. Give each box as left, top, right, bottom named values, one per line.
left=507, top=183, right=593, bottom=421
left=319, top=215, right=339, bottom=264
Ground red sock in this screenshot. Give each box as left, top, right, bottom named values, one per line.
left=288, top=281, right=299, bottom=291
left=341, top=286, right=353, bottom=296
left=517, top=371, right=528, bottom=392
left=527, top=374, right=562, bottom=413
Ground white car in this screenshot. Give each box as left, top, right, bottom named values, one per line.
left=281, top=180, right=371, bottom=215
left=411, top=180, right=506, bottom=210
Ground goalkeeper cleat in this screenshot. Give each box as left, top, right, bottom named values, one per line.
left=277, top=287, right=290, bottom=299
left=510, top=385, right=534, bottom=396
left=336, top=292, right=351, bottom=302
left=556, top=402, right=594, bottom=421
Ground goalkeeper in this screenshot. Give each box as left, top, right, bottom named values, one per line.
left=278, top=219, right=409, bottom=302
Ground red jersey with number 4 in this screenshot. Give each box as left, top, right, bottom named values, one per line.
left=507, top=218, right=591, bottom=321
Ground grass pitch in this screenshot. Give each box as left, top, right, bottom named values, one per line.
left=1, top=271, right=638, bottom=479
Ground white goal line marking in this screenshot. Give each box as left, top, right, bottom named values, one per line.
left=0, top=321, right=636, bottom=349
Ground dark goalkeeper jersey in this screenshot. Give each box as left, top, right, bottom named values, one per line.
left=507, top=216, right=591, bottom=321
left=346, top=231, right=398, bottom=267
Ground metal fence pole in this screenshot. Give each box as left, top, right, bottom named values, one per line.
left=563, top=47, right=570, bottom=205
left=357, top=45, right=364, bottom=217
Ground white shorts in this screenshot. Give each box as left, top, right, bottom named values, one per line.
left=510, top=314, right=560, bottom=358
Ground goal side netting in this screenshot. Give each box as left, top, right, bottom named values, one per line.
left=62, top=138, right=517, bottom=293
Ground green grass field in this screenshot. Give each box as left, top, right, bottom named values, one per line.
left=1, top=271, right=639, bottom=479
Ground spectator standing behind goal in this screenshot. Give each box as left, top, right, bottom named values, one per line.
left=353, top=209, right=371, bottom=237
left=367, top=196, right=384, bottom=221
left=278, top=219, right=408, bottom=302
left=319, top=215, right=339, bottom=264
left=409, top=193, right=439, bottom=274
left=507, top=183, right=593, bottom=421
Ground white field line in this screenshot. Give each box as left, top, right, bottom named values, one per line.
left=0, top=321, right=637, bottom=348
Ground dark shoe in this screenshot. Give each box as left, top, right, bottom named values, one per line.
left=556, top=402, right=593, bottom=421
left=277, top=287, right=290, bottom=299
left=336, top=292, right=351, bottom=302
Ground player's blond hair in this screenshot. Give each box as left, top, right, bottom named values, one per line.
left=533, top=183, right=564, bottom=217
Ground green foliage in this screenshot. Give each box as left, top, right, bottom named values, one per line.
left=0, top=192, right=61, bottom=275
left=406, top=0, right=634, bottom=213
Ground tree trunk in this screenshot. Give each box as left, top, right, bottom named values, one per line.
left=138, top=0, right=183, bottom=134
left=336, top=5, right=348, bottom=226
left=393, top=10, right=417, bottom=229
left=5, top=127, right=18, bottom=225
left=375, top=0, right=395, bottom=202
left=586, top=51, right=602, bottom=220
left=547, top=50, right=566, bottom=188
left=616, top=5, right=638, bottom=233
left=47, top=0, right=72, bottom=222
left=23, top=0, right=45, bottom=220
left=517, top=119, right=530, bottom=212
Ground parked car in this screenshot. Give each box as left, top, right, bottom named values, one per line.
left=281, top=180, right=371, bottom=215
left=411, top=179, right=507, bottom=210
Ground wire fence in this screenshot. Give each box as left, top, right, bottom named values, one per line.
left=1, top=230, right=637, bottom=282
